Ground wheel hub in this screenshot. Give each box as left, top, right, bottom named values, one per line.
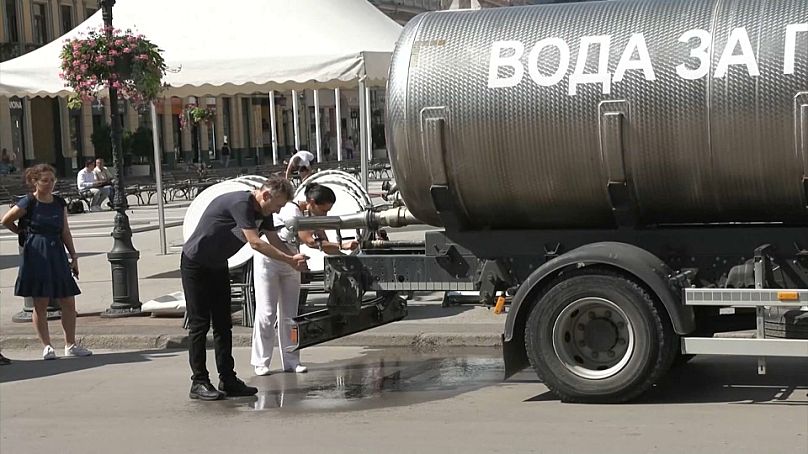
left=552, top=297, right=635, bottom=380
left=583, top=318, right=618, bottom=352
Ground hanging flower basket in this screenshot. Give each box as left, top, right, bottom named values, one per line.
left=180, top=104, right=216, bottom=130
left=59, top=26, right=167, bottom=110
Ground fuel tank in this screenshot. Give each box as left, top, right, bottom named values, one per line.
left=386, top=0, right=808, bottom=229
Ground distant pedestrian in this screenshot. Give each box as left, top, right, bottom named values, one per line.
left=0, top=164, right=92, bottom=360
left=76, top=159, right=110, bottom=211
left=93, top=158, right=115, bottom=207
left=0, top=148, right=15, bottom=174
left=181, top=175, right=307, bottom=401
left=285, top=149, right=315, bottom=182
left=342, top=136, right=354, bottom=160
left=221, top=140, right=231, bottom=168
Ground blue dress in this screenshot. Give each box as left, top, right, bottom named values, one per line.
left=14, top=195, right=81, bottom=298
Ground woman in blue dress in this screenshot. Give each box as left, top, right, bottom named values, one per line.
left=1, top=164, right=92, bottom=360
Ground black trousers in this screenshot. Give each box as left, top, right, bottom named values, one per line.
left=180, top=254, right=235, bottom=383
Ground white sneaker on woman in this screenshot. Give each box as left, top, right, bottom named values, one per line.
left=65, top=344, right=92, bottom=357
left=254, top=366, right=271, bottom=376
left=42, top=345, right=56, bottom=360
left=284, top=365, right=307, bottom=373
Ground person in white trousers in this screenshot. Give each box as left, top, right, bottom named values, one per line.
left=251, top=183, right=359, bottom=376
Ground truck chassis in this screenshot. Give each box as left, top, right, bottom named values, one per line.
left=290, top=223, right=808, bottom=403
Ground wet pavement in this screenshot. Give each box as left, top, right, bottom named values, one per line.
left=1, top=346, right=806, bottom=454
left=1, top=346, right=506, bottom=413
left=231, top=349, right=504, bottom=413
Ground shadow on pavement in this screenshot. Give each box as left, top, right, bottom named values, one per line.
left=0, top=252, right=99, bottom=271
left=0, top=349, right=182, bottom=384
left=523, top=356, right=808, bottom=405
left=145, top=269, right=181, bottom=279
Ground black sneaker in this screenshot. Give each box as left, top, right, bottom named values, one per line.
left=218, top=377, right=258, bottom=397
left=189, top=381, right=224, bottom=401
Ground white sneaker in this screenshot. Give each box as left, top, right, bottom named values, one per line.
left=284, top=364, right=307, bottom=373
left=65, top=344, right=92, bottom=357
left=43, top=345, right=56, bottom=360
left=254, top=366, right=271, bottom=376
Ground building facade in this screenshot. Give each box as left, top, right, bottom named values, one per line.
left=0, top=0, right=537, bottom=176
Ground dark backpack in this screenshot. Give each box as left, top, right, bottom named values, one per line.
left=67, top=199, right=85, bottom=214
left=16, top=194, right=36, bottom=247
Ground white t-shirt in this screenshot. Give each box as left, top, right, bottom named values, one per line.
left=291, top=150, right=315, bottom=168
left=93, top=166, right=113, bottom=182
left=76, top=167, right=97, bottom=190
left=256, top=202, right=303, bottom=266
left=275, top=202, right=303, bottom=244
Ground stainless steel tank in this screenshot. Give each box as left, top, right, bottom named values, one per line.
left=386, top=0, right=808, bottom=229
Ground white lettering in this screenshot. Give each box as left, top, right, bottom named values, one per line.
left=9, top=101, right=23, bottom=109
left=614, top=33, right=656, bottom=83
left=569, top=35, right=612, bottom=95
left=784, top=23, right=808, bottom=75
left=487, top=41, right=525, bottom=88
left=715, top=27, right=760, bottom=78
left=676, top=29, right=711, bottom=80
left=527, top=37, right=570, bottom=87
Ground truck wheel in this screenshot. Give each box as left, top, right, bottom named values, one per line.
left=524, top=269, right=677, bottom=403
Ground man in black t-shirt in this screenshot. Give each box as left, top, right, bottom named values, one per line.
left=181, top=176, right=307, bottom=401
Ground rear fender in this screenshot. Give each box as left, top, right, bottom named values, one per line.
left=503, top=242, right=693, bottom=378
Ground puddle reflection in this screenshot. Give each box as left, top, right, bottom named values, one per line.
left=239, top=355, right=504, bottom=413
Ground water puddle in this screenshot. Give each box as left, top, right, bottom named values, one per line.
left=220, top=351, right=505, bottom=413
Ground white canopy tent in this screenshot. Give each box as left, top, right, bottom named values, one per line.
left=0, top=0, right=402, bottom=253
left=0, top=0, right=401, bottom=95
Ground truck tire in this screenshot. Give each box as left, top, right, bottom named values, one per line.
left=524, top=269, right=677, bottom=403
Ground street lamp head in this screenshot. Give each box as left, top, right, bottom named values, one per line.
left=98, top=0, right=116, bottom=8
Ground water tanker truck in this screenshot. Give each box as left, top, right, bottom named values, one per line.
left=284, top=0, right=808, bottom=403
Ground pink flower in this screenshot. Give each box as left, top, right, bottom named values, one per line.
left=73, top=51, right=80, bottom=58
left=80, top=64, right=88, bottom=71
left=123, top=47, right=132, bottom=54
left=114, top=39, right=124, bottom=46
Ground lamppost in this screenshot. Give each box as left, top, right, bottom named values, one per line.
left=99, top=0, right=142, bottom=318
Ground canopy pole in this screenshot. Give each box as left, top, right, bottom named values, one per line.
left=365, top=86, right=372, bottom=162
left=22, top=98, right=35, bottom=162
left=358, top=79, right=369, bottom=190
left=269, top=91, right=278, bottom=165
left=314, top=89, right=322, bottom=162
left=211, top=120, right=216, bottom=164
left=292, top=89, right=300, bottom=152
left=150, top=101, right=166, bottom=255
left=335, top=88, right=343, bottom=162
